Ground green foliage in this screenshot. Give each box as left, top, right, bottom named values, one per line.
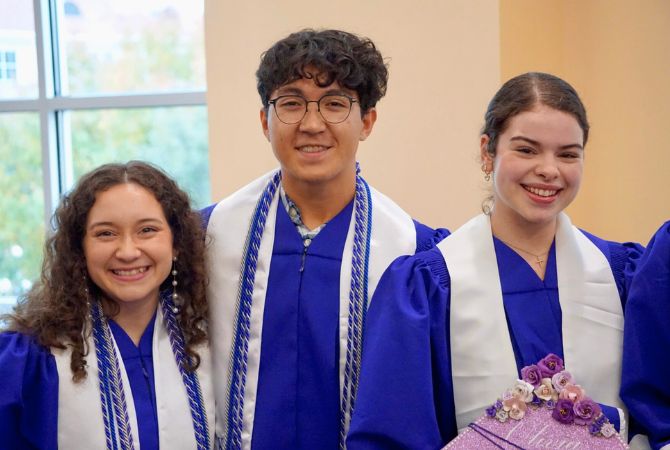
left=0, top=113, right=44, bottom=296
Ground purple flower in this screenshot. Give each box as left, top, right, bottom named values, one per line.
left=594, top=414, right=607, bottom=426
left=521, top=364, right=543, bottom=387
left=552, top=399, right=575, bottom=424
left=546, top=399, right=556, bottom=410
left=494, top=399, right=503, bottom=410
left=589, top=423, right=602, bottom=435
left=573, top=398, right=602, bottom=425
left=530, top=394, right=543, bottom=408
left=538, top=353, right=564, bottom=377
left=486, top=405, right=498, bottom=418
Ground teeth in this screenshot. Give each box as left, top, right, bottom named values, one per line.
left=298, top=146, right=327, bottom=153
left=526, top=186, right=557, bottom=197
left=113, top=267, right=148, bottom=276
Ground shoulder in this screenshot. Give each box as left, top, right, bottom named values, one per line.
left=578, top=228, right=644, bottom=271
left=413, top=219, right=450, bottom=252
left=0, top=331, right=56, bottom=396
left=380, top=247, right=451, bottom=294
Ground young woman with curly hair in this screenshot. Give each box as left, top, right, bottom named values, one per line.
left=0, top=161, right=213, bottom=449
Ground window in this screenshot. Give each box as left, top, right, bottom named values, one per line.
left=0, top=51, right=17, bottom=79
left=0, top=0, right=209, bottom=312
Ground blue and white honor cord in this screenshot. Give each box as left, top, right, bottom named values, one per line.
left=91, top=293, right=211, bottom=450
left=221, top=167, right=373, bottom=450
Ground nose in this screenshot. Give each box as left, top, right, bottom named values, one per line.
left=115, top=235, right=141, bottom=260
left=535, top=154, right=560, bottom=180
left=298, top=101, right=326, bottom=133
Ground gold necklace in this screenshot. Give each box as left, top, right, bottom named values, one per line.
left=497, top=238, right=550, bottom=268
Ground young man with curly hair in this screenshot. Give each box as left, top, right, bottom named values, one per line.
left=202, top=29, right=447, bottom=450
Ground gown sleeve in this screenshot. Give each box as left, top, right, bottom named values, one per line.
left=413, top=220, right=450, bottom=252
left=621, top=221, right=670, bottom=450
left=347, top=247, right=456, bottom=450
left=0, top=331, right=59, bottom=449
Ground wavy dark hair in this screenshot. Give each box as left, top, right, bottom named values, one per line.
left=256, top=28, right=388, bottom=114
left=481, top=72, right=590, bottom=158
left=3, top=161, right=208, bottom=381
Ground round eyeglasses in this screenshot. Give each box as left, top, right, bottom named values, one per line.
left=268, top=94, right=358, bottom=124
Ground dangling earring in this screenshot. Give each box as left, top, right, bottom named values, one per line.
left=171, top=256, right=179, bottom=314
left=481, top=162, right=492, bottom=182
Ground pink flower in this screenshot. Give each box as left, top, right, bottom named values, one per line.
left=551, top=371, right=574, bottom=393
left=534, top=378, right=558, bottom=402
left=559, top=384, right=585, bottom=402
left=503, top=397, right=528, bottom=420
left=511, top=380, right=535, bottom=402
left=501, top=390, right=515, bottom=401
left=538, top=353, right=564, bottom=377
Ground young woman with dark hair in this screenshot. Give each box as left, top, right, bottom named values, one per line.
left=0, top=161, right=213, bottom=449
left=347, top=73, right=643, bottom=449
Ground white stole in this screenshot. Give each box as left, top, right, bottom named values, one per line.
left=206, top=170, right=417, bottom=449
left=440, top=213, right=625, bottom=432
left=54, top=308, right=215, bottom=449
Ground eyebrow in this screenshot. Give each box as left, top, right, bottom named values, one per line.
left=275, top=87, right=351, bottom=97
left=87, top=218, right=165, bottom=230
left=510, top=136, right=583, bottom=150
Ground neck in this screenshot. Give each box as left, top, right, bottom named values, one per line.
left=281, top=173, right=356, bottom=230
left=490, top=210, right=557, bottom=255
left=107, top=296, right=159, bottom=346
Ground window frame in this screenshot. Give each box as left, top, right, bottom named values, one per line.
left=0, top=0, right=207, bottom=227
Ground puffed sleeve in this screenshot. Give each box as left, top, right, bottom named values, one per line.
left=347, top=247, right=457, bottom=450
left=413, top=220, right=450, bottom=252
left=0, top=331, right=59, bottom=449
left=621, top=221, right=670, bottom=450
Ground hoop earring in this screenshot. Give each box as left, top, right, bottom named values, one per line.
left=171, top=256, right=179, bottom=313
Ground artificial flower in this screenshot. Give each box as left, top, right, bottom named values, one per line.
left=600, top=423, right=616, bottom=438
left=534, top=378, right=558, bottom=402
left=495, top=408, right=509, bottom=423
left=551, top=370, right=574, bottom=393
left=552, top=399, right=575, bottom=424
left=559, top=384, right=586, bottom=402
left=520, top=364, right=543, bottom=388
left=538, top=353, right=564, bottom=377
left=503, top=397, right=528, bottom=420
left=511, top=380, right=535, bottom=402
left=573, top=398, right=602, bottom=426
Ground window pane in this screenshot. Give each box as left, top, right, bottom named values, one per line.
left=0, top=113, right=44, bottom=314
left=70, top=106, right=210, bottom=207
left=0, top=0, right=39, bottom=99
left=61, top=0, right=205, bottom=95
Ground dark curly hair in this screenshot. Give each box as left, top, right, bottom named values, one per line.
left=3, top=161, right=208, bottom=382
left=256, top=28, right=388, bottom=114
left=482, top=72, right=590, bottom=158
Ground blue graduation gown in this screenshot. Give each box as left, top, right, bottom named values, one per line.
left=621, top=221, right=670, bottom=450
left=347, top=231, right=642, bottom=450
left=201, top=199, right=448, bottom=450
left=0, top=315, right=160, bottom=449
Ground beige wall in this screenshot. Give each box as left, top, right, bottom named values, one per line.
left=500, top=0, right=670, bottom=244
left=204, top=0, right=501, bottom=230
left=205, top=0, right=669, bottom=243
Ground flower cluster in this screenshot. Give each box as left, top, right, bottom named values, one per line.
left=485, top=353, right=616, bottom=438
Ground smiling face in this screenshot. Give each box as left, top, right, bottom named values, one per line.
left=83, top=182, right=174, bottom=313
left=482, top=104, right=585, bottom=229
left=260, top=73, right=376, bottom=197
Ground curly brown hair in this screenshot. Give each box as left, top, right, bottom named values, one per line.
left=256, top=28, right=389, bottom=114
left=3, top=161, right=208, bottom=381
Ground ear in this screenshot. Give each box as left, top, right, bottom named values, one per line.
left=260, top=107, right=271, bottom=142
left=480, top=134, right=493, bottom=167
left=359, top=108, right=377, bottom=141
